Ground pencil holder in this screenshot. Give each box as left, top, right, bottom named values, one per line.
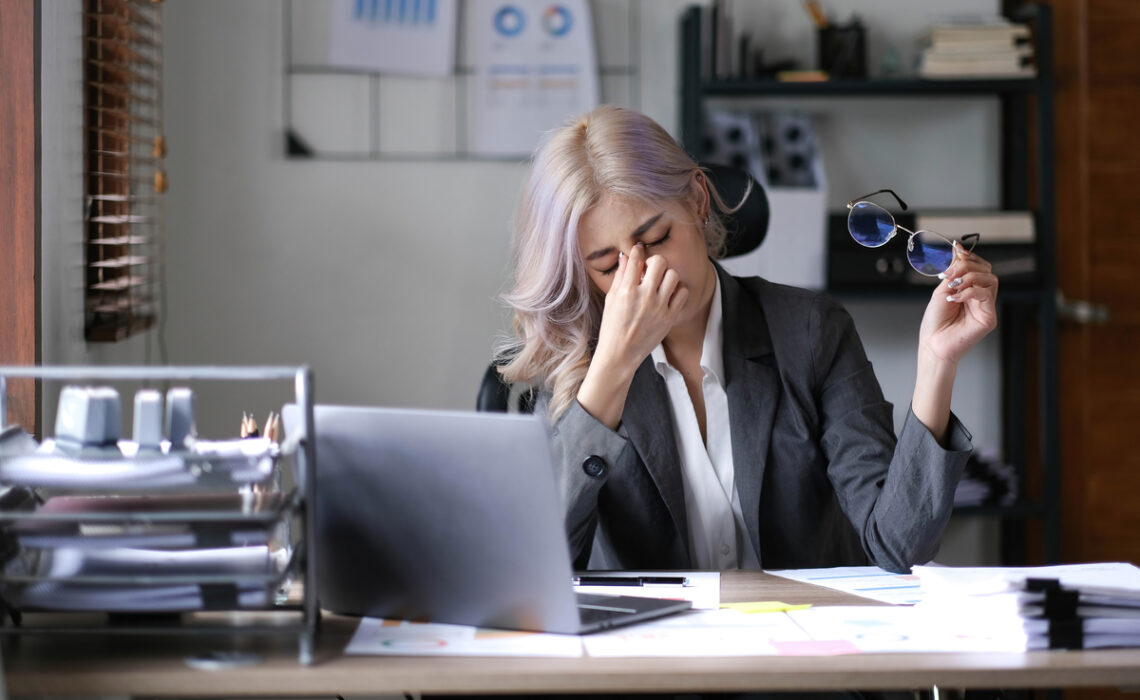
left=818, top=21, right=866, bottom=79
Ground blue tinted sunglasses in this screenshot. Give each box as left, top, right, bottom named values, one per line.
left=847, top=189, right=980, bottom=277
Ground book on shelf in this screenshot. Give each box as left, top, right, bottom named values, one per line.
left=917, top=18, right=1034, bottom=79
left=919, top=51, right=1035, bottom=79
left=922, top=15, right=1031, bottom=45
left=915, top=211, right=1035, bottom=244
left=925, top=24, right=1030, bottom=49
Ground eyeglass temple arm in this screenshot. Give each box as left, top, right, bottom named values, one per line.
left=848, top=188, right=909, bottom=211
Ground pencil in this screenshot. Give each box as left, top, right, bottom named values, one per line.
left=804, top=0, right=828, bottom=28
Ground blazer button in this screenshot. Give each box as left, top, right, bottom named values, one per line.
left=582, top=455, right=607, bottom=478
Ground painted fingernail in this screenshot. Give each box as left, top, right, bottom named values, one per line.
left=946, top=294, right=959, bottom=302
left=948, top=278, right=963, bottom=289
left=937, top=272, right=948, bottom=280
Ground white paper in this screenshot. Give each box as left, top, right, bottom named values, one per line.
left=11, top=581, right=270, bottom=611
left=38, top=545, right=277, bottom=578
left=766, top=566, right=927, bottom=605
left=345, top=618, right=583, bottom=657
left=913, top=562, right=1140, bottom=599
left=469, top=0, right=597, bottom=157
left=328, top=0, right=458, bottom=76
left=0, top=438, right=275, bottom=490
left=573, top=571, right=720, bottom=610
left=583, top=608, right=808, bottom=657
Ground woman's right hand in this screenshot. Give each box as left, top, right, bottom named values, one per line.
left=576, top=243, right=688, bottom=429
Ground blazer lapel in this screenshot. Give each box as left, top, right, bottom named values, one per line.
left=623, top=356, right=689, bottom=552
left=716, top=265, right=778, bottom=565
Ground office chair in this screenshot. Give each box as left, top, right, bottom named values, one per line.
left=476, top=163, right=769, bottom=413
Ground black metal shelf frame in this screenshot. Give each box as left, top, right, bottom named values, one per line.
left=680, top=4, right=1060, bottom=565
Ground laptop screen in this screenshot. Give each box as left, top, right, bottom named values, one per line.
left=283, top=405, right=585, bottom=633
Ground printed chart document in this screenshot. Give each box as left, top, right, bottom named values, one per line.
left=345, top=618, right=583, bottom=657
left=766, top=566, right=926, bottom=605
left=582, top=608, right=809, bottom=657
left=469, top=0, right=598, bottom=156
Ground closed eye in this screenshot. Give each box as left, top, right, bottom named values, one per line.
left=597, top=228, right=671, bottom=276
left=645, top=228, right=671, bottom=248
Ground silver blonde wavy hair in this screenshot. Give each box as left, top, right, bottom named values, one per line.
left=498, top=105, right=743, bottom=422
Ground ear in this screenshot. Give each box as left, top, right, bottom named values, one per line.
left=689, top=169, right=711, bottom=221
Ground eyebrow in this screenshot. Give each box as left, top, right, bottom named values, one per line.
left=584, top=212, right=665, bottom=261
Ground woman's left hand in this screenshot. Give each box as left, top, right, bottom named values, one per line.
left=918, top=243, right=1000, bottom=366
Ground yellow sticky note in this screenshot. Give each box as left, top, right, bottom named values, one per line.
left=721, top=601, right=812, bottom=614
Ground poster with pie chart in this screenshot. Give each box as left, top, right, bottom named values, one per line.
left=469, top=0, right=598, bottom=157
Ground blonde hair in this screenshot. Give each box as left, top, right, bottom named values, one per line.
left=498, top=105, right=740, bottom=421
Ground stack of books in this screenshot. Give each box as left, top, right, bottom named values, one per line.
left=917, top=19, right=1035, bottom=79
left=912, top=563, right=1140, bottom=651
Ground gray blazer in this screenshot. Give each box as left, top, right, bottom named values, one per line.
left=543, top=265, right=973, bottom=574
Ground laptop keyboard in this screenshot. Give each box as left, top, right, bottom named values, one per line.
left=576, top=593, right=643, bottom=627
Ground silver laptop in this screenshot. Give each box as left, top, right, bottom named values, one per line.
left=282, top=404, right=691, bottom=634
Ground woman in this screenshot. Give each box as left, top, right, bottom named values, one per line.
left=499, top=105, right=998, bottom=574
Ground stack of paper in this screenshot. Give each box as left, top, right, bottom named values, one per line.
left=4, top=544, right=288, bottom=611
left=0, top=437, right=278, bottom=490
left=912, top=563, right=1140, bottom=650
left=917, top=19, right=1035, bottom=79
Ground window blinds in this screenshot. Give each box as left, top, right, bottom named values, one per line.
left=83, top=0, right=164, bottom=342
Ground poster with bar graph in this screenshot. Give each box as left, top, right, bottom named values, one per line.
left=328, top=0, right=458, bottom=76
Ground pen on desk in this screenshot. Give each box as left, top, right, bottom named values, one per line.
left=573, top=575, right=691, bottom=587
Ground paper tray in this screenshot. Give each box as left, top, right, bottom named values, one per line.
left=0, top=438, right=283, bottom=491
left=0, top=543, right=298, bottom=612
left=1, top=491, right=296, bottom=550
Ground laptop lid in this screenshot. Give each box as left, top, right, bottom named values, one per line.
left=284, top=405, right=592, bottom=634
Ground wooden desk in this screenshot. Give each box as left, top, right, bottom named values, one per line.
left=5, top=572, right=1140, bottom=697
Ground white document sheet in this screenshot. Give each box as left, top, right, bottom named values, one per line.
left=345, top=618, right=583, bottom=657
left=573, top=571, right=720, bottom=610
left=582, top=608, right=809, bottom=657
left=766, top=566, right=927, bottom=605
left=786, top=606, right=982, bottom=653
left=912, top=562, right=1140, bottom=598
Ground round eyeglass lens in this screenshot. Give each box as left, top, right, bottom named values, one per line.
left=848, top=202, right=896, bottom=247
left=907, top=230, right=955, bottom=276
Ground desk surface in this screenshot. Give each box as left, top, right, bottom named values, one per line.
left=6, top=572, right=1140, bottom=697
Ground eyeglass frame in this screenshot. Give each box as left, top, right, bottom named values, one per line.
left=846, top=188, right=981, bottom=276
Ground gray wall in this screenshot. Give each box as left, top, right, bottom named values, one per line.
left=39, top=0, right=155, bottom=434
left=40, top=0, right=1005, bottom=564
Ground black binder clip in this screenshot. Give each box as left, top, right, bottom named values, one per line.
left=1048, top=617, right=1084, bottom=650
left=1025, top=577, right=1061, bottom=592
left=1026, top=578, right=1079, bottom=618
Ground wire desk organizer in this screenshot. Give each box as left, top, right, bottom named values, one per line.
left=0, top=365, right=318, bottom=665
